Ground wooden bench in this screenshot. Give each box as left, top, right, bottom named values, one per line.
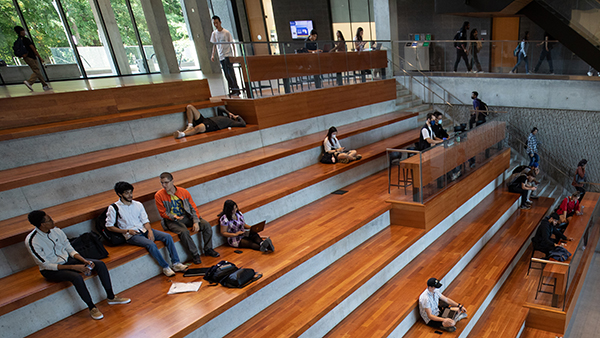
left=324, top=194, right=553, bottom=338
left=0, top=80, right=219, bottom=141
left=25, top=166, right=395, bottom=337
left=0, top=111, right=417, bottom=248
left=0, top=125, right=420, bottom=317
left=0, top=123, right=259, bottom=192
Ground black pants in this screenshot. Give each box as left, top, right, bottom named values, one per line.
left=509, top=186, right=529, bottom=206
left=534, top=49, right=553, bottom=73
left=575, top=186, right=586, bottom=202
left=220, top=57, right=239, bottom=93
left=454, top=48, right=471, bottom=72
left=41, top=258, right=114, bottom=310
left=238, top=231, right=263, bottom=251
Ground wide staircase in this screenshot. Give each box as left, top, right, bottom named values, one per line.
left=3, top=76, right=593, bottom=338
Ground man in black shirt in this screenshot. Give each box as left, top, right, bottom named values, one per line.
left=453, top=22, right=472, bottom=72
left=305, top=30, right=322, bottom=88
left=532, top=213, right=571, bottom=256
left=174, top=105, right=246, bottom=139
left=14, top=26, right=50, bottom=91
left=508, top=173, right=537, bottom=209
left=432, top=112, right=449, bottom=139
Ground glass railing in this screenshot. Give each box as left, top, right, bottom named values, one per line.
left=386, top=118, right=507, bottom=203
left=215, top=40, right=393, bottom=98
left=543, top=0, right=600, bottom=48
left=391, top=39, right=595, bottom=75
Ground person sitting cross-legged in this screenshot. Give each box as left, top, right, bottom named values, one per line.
left=323, top=126, right=362, bottom=164
left=25, top=210, right=130, bottom=320
left=219, top=200, right=274, bottom=252
left=107, top=181, right=188, bottom=277
left=419, top=278, right=468, bottom=332
left=174, top=105, right=246, bottom=139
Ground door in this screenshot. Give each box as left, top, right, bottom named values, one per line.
left=491, top=17, right=520, bottom=73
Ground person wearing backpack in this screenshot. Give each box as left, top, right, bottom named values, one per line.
left=13, top=26, right=50, bottom=91
left=25, top=210, right=130, bottom=320
left=510, top=31, right=530, bottom=74
left=107, top=181, right=188, bottom=277
left=453, top=21, right=472, bottom=72
left=155, top=172, right=220, bottom=265
left=470, top=91, right=488, bottom=130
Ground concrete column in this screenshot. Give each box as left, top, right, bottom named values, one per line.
left=140, top=0, right=180, bottom=74
left=90, top=0, right=132, bottom=75
left=374, top=0, right=399, bottom=74
left=182, top=0, right=221, bottom=75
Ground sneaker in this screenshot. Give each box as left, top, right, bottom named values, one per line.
left=520, top=204, right=531, bottom=210
left=163, top=267, right=176, bottom=277
left=90, top=307, right=104, bottom=320
left=454, top=311, right=468, bottom=322
left=107, top=296, right=131, bottom=305
left=173, top=131, right=185, bottom=139
left=266, top=238, right=275, bottom=252
left=260, top=240, right=269, bottom=252
left=508, top=70, right=514, bottom=74
left=204, top=248, right=220, bottom=257
left=192, top=254, right=202, bottom=264
left=441, top=326, right=456, bottom=332
left=172, top=262, right=188, bottom=272
left=355, top=154, right=362, bottom=160
left=24, top=80, right=33, bottom=91
left=42, top=85, right=51, bottom=91
left=588, top=71, right=593, bottom=76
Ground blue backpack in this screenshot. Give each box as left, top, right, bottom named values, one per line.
left=13, top=37, right=28, bottom=57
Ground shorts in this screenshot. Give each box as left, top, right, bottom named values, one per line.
left=426, top=320, right=443, bottom=328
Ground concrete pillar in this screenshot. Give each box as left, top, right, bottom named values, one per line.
left=182, top=0, right=221, bottom=75
left=140, top=0, right=180, bottom=74
left=90, top=0, right=132, bottom=75
left=374, top=0, right=399, bottom=74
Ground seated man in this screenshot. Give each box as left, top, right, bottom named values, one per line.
left=107, top=181, right=188, bottom=277
left=532, top=213, right=572, bottom=256
left=508, top=173, right=537, bottom=209
left=419, top=278, right=468, bottom=333
left=155, top=172, right=220, bottom=265
left=26, top=210, right=130, bottom=320
left=174, top=105, right=246, bottom=139
left=417, top=113, right=444, bottom=151
left=555, top=192, right=582, bottom=225
left=432, top=111, right=449, bottom=139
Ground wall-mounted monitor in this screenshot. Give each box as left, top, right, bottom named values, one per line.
left=290, top=20, right=313, bottom=39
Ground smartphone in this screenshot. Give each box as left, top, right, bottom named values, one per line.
left=234, top=250, right=243, bottom=254
left=434, top=331, right=443, bottom=335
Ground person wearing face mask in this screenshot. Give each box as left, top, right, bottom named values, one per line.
left=418, top=113, right=445, bottom=151
left=323, top=126, right=362, bottom=163
left=432, top=112, right=449, bottom=139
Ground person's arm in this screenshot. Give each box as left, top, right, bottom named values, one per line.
left=105, top=205, right=133, bottom=235
left=521, top=41, right=527, bottom=57
left=324, top=139, right=335, bottom=153
left=424, top=308, right=456, bottom=327
left=521, top=181, right=537, bottom=191
left=154, top=192, right=172, bottom=221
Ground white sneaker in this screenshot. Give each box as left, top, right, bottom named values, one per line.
left=508, top=70, right=514, bottom=74
left=173, top=131, right=185, bottom=139
left=43, top=85, right=51, bottom=91
left=163, top=267, right=175, bottom=277
left=24, top=81, right=33, bottom=91
left=172, top=262, right=188, bottom=272
left=588, top=71, right=593, bottom=76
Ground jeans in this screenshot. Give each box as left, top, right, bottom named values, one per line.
left=41, top=258, right=114, bottom=310
left=220, top=57, right=239, bottom=93
left=512, top=52, right=529, bottom=73
left=528, top=153, right=539, bottom=167
left=454, top=48, right=471, bottom=72
left=534, top=49, right=553, bottom=73
left=127, top=229, right=180, bottom=268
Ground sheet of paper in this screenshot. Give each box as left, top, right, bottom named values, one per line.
left=167, top=281, right=202, bottom=294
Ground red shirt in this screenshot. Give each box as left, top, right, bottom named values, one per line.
left=556, top=197, right=579, bottom=215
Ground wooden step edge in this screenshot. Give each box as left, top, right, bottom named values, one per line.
left=0, top=125, right=260, bottom=192
left=0, top=121, right=420, bottom=248
left=0, top=100, right=223, bottom=142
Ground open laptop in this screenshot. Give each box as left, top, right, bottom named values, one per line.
left=441, top=307, right=457, bottom=319
left=245, top=220, right=266, bottom=235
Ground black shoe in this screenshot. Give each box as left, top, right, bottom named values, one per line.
left=265, top=238, right=275, bottom=252
left=192, top=254, right=202, bottom=264
left=441, top=326, right=456, bottom=332
left=205, top=248, right=220, bottom=257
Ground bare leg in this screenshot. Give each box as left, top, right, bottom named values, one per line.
left=185, top=105, right=202, bottom=125
left=185, top=124, right=206, bottom=136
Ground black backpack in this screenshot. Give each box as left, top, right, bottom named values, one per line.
left=220, top=268, right=261, bottom=288
left=453, top=31, right=462, bottom=48
left=476, top=98, right=489, bottom=114
left=69, top=232, right=109, bottom=259
left=13, top=37, right=27, bottom=57
left=95, top=204, right=126, bottom=246
left=204, top=260, right=239, bottom=284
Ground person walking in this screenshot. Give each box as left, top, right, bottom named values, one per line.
left=510, top=31, right=530, bottom=74
left=468, top=28, right=483, bottom=73
left=210, top=16, right=240, bottom=96
left=453, top=22, right=471, bottom=72
left=527, top=127, right=539, bottom=167
left=533, top=32, right=555, bottom=74
left=13, top=26, right=50, bottom=91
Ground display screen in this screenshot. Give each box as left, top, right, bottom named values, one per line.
left=290, top=20, right=314, bottom=39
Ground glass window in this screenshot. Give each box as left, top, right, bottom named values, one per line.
left=162, top=0, right=200, bottom=70
left=111, top=0, right=146, bottom=74
left=17, top=0, right=83, bottom=80
left=129, top=0, right=159, bottom=73
left=0, top=1, right=23, bottom=66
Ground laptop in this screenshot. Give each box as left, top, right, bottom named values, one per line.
left=441, top=307, right=457, bottom=319
left=183, top=267, right=209, bottom=277
left=245, top=220, right=266, bottom=235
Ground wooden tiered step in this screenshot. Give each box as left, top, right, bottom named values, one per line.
left=26, top=169, right=395, bottom=338
left=0, top=126, right=420, bottom=318
left=325, top=194, right=553, bottom=338
left=0, top=111, right=417, bottom=248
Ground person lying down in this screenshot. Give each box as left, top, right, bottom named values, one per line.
left=174, top=105, right=246, bottom=139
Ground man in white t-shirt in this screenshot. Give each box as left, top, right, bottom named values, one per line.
left=418, top=277, right=468, bottom=332
left=210, top=15, right=240, bottom=96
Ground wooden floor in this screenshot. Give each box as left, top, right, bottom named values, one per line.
left=324, top=188, right=524, bottom=337
left=26, top=169, right=393, bottom=337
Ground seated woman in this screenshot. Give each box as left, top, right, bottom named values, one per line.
left=555, top=191, right=582, bottom=225
left=572, top=159, right=587, bottom=202
left=219, top=200, right=274, bottom=252
left=174, top=105, right=246, bottom=139
left=323, top=126, right=362, bottom=164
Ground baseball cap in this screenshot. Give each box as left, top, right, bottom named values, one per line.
left=427, top=278, right=442, bottom=288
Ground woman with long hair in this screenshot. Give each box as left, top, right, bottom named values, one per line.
left=572, top=159, right=588, bottom=202
left=468, top=28, right=483, bottom=72
left=323, top=126, right=361, bottom=164
left=354, top=27, right=366, bottom=51
left=331, top=30, right=347, bottom=52
left=219, top=200, right=274, bottom=252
